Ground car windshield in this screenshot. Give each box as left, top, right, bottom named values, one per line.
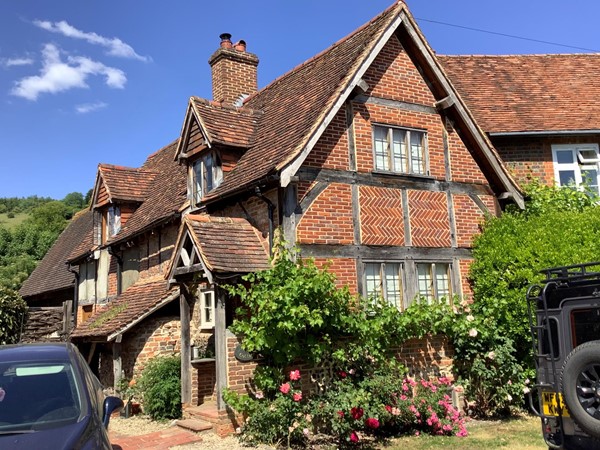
left=0, top=360, right=82, bottom=432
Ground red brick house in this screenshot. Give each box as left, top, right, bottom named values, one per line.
left=440, top=55, right=600, bottom=192
left=20, top=0, right=531, bottom=433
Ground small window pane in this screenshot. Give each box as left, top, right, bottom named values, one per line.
left=365, top=263, right=382, bottom=300
left=556, top=150, right=574, bottom=164
left=410, top=132, right=425, bottom=175
left=384, top=263, right=402, bottom=308
left=558, top=170, right=576, bottom=187
left=582, top=168, right=599, bottom=194
left=435, top=264, right=451, bottom=299
left=204, top=292, right=213, bottom=324
left=374, top=127, right=389, bottom=171
left=417, top=264, right=434, bottom=303
left=193, top=160, right=203, bottom=203
left=203, top=154, right=213, bottom=192
left=391, top=129, right=407, bottom=173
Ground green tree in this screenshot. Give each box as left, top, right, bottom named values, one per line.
left=469, top=181, right=600, bottom=363
left=0, top=287, right=27, bottom=344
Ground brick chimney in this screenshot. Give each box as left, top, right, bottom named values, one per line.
left=209, top=33, right=259, bottom=106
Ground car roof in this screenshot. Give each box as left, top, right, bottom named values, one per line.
left=0, top=342, right=75, bottom=363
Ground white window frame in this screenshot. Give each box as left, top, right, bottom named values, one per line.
left=552, top=144, right=600, bottom=195
left=191, top=150, right=223, bottom=206
left=199, top=290, right=215, bottom=329
left=372, top=125, right=428, bottom=176
left=416, top=262, right=452, bottom=304
left=364, top=262, right=404, bottom=310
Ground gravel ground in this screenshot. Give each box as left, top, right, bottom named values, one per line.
left=109, top=415, right=274, bottom=450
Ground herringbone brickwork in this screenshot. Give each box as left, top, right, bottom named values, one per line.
left=359, top=186, right=404, bottom=245
left=297, top=183, right=353, bottom=244
left=408, top=190, right=450, bottom=247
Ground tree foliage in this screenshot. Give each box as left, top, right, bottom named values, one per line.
left=0, top=287, right=28, bottom=344
left=470, top=181, right=600, bottom=364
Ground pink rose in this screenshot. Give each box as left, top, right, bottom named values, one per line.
left=289, top=370, right=301, bottom=381
left=337, top=410, right=345, bottom=418
left=350, top=407, right=364, bottom=420
left=349, top=431, right=359, bottom=442
left=292, top=392, right=303, bottom=402
left=365, top=417, right=380, bottom=429
left=279, top=382, right=291, bottom=394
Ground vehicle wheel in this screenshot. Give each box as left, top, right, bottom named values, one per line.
left=561, top=340, right=600, bottom=438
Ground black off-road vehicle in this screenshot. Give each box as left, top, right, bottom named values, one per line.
left=527, top=262, right=600, bottom=450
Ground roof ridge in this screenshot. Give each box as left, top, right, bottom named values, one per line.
left=440, top=53, right=600, bottom=58
left=243, top=1, right=403, bottom=106
left=191, top=96, right=263, bottom=117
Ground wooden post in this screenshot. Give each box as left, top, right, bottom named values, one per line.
left=180, top=290, right=192, bottom=406
left=62, top=300, right=72, bottom=334
left=214, top=285, right=228, bottom=410
left=113, top=336, right=122, bottom=392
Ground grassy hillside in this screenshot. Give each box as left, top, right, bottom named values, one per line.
left=0, top=212, right=29, bottom=230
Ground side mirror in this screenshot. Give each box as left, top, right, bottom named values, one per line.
left=102, top=396, right=124, bottom=428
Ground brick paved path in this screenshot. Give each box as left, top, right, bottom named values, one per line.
left=110, top=427, right=203, bottom=450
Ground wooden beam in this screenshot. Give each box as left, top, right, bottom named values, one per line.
left=434, top=95, right=455, bottom=110
left=353, top=94, right=438, bottom=115
left=214, top=285, right=228, bottom=411
left=299, top=243, right=472, bottom=260
left=180, top=292, right=192, bottom=406
left=113, top=341, right=122, bottom=392
left=282, top=184, right=298, bottom=248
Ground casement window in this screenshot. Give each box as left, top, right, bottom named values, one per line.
left=191, top=151, right=223, bottom=206
left=364, top=261, right=452, bottom=309
left=417, top=263, right=452, bottom=304
left=365, top=262, right=404, bottom=309
left=552, top=144, right=600, bottom=195
left=373, top=125, right=427, bottom=175
left=199, top=290, right=215, bottom=329
left=107, top=206, right=121, bottom=238
left=78, top=260, right=96, bottom=302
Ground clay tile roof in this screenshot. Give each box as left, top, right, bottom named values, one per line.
left=70, top=278, right=179, bottom=340
left=109, top=139, right=187, bottom=244
left=190, top=97, right=262, bottom=148
left=186, top=214, right=271, bottom=273
left=204, top=2, right=402, bottom=200
left=439, top=54, right=600, bottom=134
left=19, top=209, right=93, bottom=299
left=98, top=164, right=157, bottom=203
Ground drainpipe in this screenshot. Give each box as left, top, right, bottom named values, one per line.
left=108, top=248, right=123, bottom=295
left=67, top=264, right=80, bottom=327
left=254, top=187, right=274, bottom=257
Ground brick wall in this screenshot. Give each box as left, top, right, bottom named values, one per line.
left=297, top=183, right=353, bottom=244
left=304, top=108, right=349, bottom=169
left=312, top=257, right=358, bottom=293
left=408, top=190, right=451, bottom=247
left=394, top=335, right=454, bottom=379
left=452, top=194, right=493, bottom=248
left=359, top=185, right=404, bottom=246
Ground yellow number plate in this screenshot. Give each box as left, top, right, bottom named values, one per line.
left=541, top=391, right=569, bottom=417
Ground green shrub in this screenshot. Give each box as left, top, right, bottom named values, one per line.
left=137, top=355, right=181, bottom=420
left=0, top=287, right=27, bottom=344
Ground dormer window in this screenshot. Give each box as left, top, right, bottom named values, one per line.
left=191, top=150, right=223, bottom=206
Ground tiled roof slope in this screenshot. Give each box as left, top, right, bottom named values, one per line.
left=109, top=139, right=187, bottom=244
left=190, top=98, right=261, bottom=148
left=204, top=2, right=401, bottom=200
left=70, top=278, right=179, bottom=340
left=186, top=214, right=271, bottom=273
left=439, top=54, right=600, bottom=134
left=19, top=209, right=93, bottom=299
left=98, top=164, right=157, bottom=203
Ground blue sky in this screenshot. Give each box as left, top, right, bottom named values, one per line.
left=1, top=0, right=599, bottom=199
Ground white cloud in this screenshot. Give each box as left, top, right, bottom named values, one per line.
left=33, top=19, right=151, bottom=62
left=2, top=57, right=34, bottom=68
left=75, top=101, right=107, bottom=114
left=11, top=43, right=126, bottom=101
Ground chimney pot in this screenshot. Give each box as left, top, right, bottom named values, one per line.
left=219, top=33, right=233, bottom=49
left=234, top=40, right=247, bottom=52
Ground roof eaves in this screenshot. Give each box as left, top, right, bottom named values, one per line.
left=106, top=288, right=180, bottom=342
left=398, top=10, right=524, bottom=208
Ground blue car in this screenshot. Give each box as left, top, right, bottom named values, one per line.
left=0, top=342, right=123, bottom=450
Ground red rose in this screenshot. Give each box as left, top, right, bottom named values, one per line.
left=350, top=407, right=364, bottom=420
left=365, top=417, right=380, bottom=429
left=349, top=431, right=359, bottom=442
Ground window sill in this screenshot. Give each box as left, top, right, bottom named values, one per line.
left=191, top=358, right=215, bottom=364
left=372, top=170, right=433, bottom=181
